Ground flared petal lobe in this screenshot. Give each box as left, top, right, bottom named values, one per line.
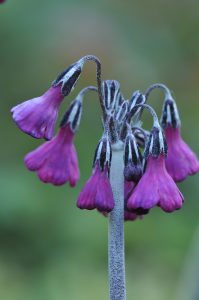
left=165, top=127, right=199, bottom=182
left=95, top=169, right=114, bottom=212
left=77, top=166, right=114, bottom=213
left=77, top=167, right=100, bottom=210
left=127, top=155, right=184, bottom=214
left=24, top=126, right=79, bottom=186
left=11, top=86, right=64, bottom=140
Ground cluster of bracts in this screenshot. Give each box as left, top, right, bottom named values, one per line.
left=11, top=56, right=199, bottom=221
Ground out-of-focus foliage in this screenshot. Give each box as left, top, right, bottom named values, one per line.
left=0, top=1, right=199, bottom=299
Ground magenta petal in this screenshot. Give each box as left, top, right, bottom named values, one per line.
left=11, top=86, right=64, bottom=140
left=77, top=167, right=100, bottom=210
left=127, top=155, right=184, bottom=213
left=95, top=170, right=114, bottom=213
left=24, top=126, right=80, bottom=186
left=68, top=144, right=80, bottom=187
left=124, top=211, right=139, bottom=221
left=165, top=127, right=199, bottom=182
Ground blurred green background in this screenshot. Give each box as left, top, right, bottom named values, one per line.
left=1, top=1, right=199, bottom=299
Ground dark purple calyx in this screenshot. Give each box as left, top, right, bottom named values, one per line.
left=144, top=126, right=167, bottom=159
left=52, top=59, right=84, bottom=96
left=60, top=98, right=82, bottom=132
left=161, top=99, right=181, bottom=129
left=128, top=91, right=146, bottom=116
left=93, top=134, right=112, bottom=172
left=124, top=132, right=143, bottom=182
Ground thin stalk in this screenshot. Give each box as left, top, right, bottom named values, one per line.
left=109, top=142, right=126, bottom=300
left=145, top=83, right=172, bottom=101
left=83, top=55, right=106, bottom=120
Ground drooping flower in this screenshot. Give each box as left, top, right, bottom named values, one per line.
left=127, top=125, right=184, bottom=214
left=161, top=99, right=199, bottom=181
left=77, top=133, right=114, bottom=212
left=11, top=58, right=84, bottom=140
left=24, top=96, right=82, bottom=186
left=11, top=86, right=64, bottom=140
left=165, top=127, right=199, bottom=181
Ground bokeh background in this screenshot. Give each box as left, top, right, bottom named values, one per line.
left=1, top=1, right=199, bottom=299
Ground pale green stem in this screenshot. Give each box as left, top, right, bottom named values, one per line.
left=109, top=142, right=126, bottom=300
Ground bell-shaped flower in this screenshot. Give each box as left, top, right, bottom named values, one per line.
left=127, top=126, right=184, bottom=214
left=161, top=98, right=199, bottom=181
left=24, top=96, right=83, bottom=186
left=11, top=58, right=85, bottom=140
left=11, top=86, right=64, bottom=140
left=165, top=126, right=199, bottom=181
left=24, top=125, right=79, bottom=186
left=77, top=134, right=114, bottom=213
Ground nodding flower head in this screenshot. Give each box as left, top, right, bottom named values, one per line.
left=123, top=130, right=143, bottom=182
left=24, top=96, right=83, bottom=186
left=11, top=86, right=64, bottom=140
left=127, top=125, right=184, bottom=214
left=52, top=58, right=84, bottom=96
left=77, top=133, right=114, bottom=212
left=161, top=98, right=199, bottom=181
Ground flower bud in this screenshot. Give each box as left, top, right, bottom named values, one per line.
left=93, top=134, right=112, bottom=171
left=102, top=80, right=121, bottom=112
left=124, top=132, right=143, bottom=182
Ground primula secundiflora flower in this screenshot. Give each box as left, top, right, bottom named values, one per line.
left=77, top=133, right=114, bottom=213
left=11, top=86, right=64, bottom=140
left=24, top=94, right=83, bottom=186
left=127, top=123, right=184, bottom=214
left=11, top=56, right=198, bottom=222
left=161, top=98, right=199, bottom=182
left=11, top=58, right=84, bottom=140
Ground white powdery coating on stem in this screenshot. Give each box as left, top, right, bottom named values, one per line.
left=109, top=142, right=126, bottom=300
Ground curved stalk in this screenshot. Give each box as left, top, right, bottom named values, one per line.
left=83, top=55, right=106, bottom=120
left=145, top=83, right=172, bottom=101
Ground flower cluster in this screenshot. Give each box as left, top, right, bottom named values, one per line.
left=11, top=56, right=199, bottom=221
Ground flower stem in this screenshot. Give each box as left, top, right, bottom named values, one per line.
left=109, top=142, right=126, bottom=300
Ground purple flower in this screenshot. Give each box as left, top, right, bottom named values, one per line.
left=24, top=125, right=79, bottom=186
left=77, top=166, right=114, bottom=212
left=165, top=126, right=199, bottom=182
left=11, top=86, right=64, bottom=140
left=77, top=133, right=114, bottom=213
left=127, top=155, right=184, bottom=214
